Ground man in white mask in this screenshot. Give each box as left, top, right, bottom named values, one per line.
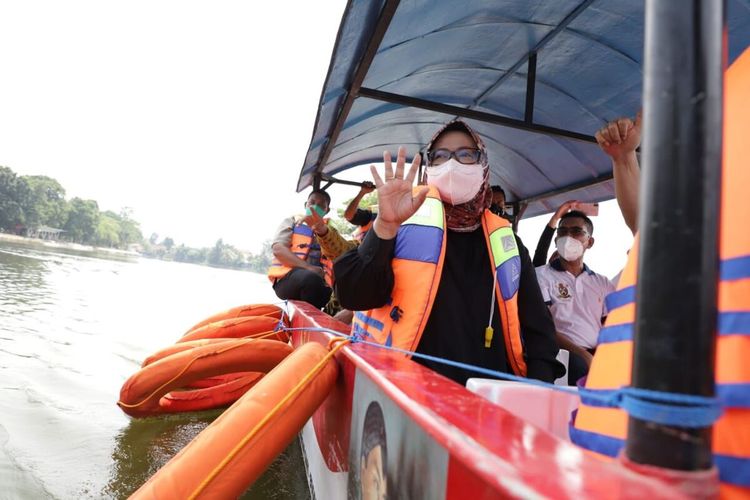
left=535, top=211, right=615, bottom=385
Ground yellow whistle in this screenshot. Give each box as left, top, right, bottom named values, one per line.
left=484, top=326, right=494, bottom=348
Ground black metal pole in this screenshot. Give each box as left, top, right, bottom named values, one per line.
left=524, top=52, right=537, bottom=124
left=626, top=0, right=725, bottom=470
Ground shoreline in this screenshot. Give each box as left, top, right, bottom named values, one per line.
left=0, top=234, right=266, bottom=274
left=0, top=233, right=139, bottom=257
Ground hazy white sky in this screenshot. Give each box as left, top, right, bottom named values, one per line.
left=0, top=1, right=633, bottom=278
left=0, top=0, right=349, bottom=252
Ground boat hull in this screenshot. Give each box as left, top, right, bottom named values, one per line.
left=289, top=301, right=684, bottom=499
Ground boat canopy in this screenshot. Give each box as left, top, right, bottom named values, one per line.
left=297, top=0, right=750, bottom=218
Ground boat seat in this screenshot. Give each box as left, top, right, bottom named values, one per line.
left=466, top=349, right=578, bottom=441
left=555, top=348, right=570, bottom=386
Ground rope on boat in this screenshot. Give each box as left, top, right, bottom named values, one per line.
left=279, top=325, right=723, bottom=429
left=187, top=337, right=350, bottom=500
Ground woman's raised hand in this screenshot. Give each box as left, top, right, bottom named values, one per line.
left=370, top=146, right=429, bottom=240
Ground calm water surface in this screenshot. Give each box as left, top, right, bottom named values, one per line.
left=0, top=240, right=310, bottom=499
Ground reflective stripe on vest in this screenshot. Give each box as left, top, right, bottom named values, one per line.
left=351, top=186, right=527, bottom=376
left=483, top=211, right=525, bottom=375
left=571, top=48, right=750, bottom=492
left=267, top=221, right=334, bottom=288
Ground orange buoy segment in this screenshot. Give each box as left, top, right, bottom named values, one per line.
left=185, top=372, right=255, bottom=390
left=185, top=304, right=283, bottom=334
left=118, top=339, right=293, bottom=418
left=179, top=316, right=287, bottom=344
left=142, top=338, right=236, bottom=367
left=160, top=373, right=263, bottom=413
left=130, top=341, right=340, bottom=500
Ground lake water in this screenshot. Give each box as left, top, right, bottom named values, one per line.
left=0, top=239, right=310, bottom=499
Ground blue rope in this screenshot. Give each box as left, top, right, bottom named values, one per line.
left=279, top=324, right=724, bottom=428
left=274, top=300, right=290, bottom=333
left=620, top=387, right=723, bottom=428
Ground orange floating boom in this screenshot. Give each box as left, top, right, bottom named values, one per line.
left=179, top=316, right=286, bottom=344
left=160, top=373, right=264, bottom=413
left=118, top=339, right=293, bottom=418
left=142, top=338, right=236, bottom=367
left=130, top=341, right=341, bottom=500
left=184, top=304, right=283, bottom=334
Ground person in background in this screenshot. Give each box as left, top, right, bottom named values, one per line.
left=345, top=181, right=378, bottom=242
left=532, top=200, right=582, bottom=267
left=489, top=184, right=517, bottom=225
left=489, top=185, right=506, bottom=217
left=304, top=208, right=358, bottom=262
left=302, top=208, right=357, bottom=324
left=536, top=112, right=640, bottom=270
left=535, top=210, right=615, bottom=384
left=334, top=119, right=563, bottom=385
left=267, top=190, right=333, bottom=310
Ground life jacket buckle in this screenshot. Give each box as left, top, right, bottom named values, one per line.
left=389, top=306, right=403, bottom=323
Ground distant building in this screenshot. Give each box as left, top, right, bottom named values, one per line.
left=22, top=225, right=66, bottom=240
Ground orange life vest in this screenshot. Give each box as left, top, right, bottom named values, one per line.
left=267, top=220, right=334, bottom=288
left=350, top=187, right=527, bottom=376
left=571, top=48, right=750, bottom=496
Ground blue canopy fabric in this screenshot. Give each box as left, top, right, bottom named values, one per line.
left=298, top=0, right=750, bottom=218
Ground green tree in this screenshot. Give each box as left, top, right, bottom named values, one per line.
left=173, top=244, right=190, bottom=262
left=334, top=191, right=378, bottom=236
left=174, top=244, right=208, bottom=264
left=0, top=166, right=32, bottom=231
left=95, top=213, right=121, bottom=247
left=163, top=237, right=174, bottom=251
left=208, top=239, right=246, bottom=268
left=118, top=217, right=143, bottom=247
left=328, top=218, right=355, bottom=237
left=64, top=198, right=100, bottom=243
left=336, top=192, right=378, bottom=218
left=101, top=209, right=143, bottom=248
left=207, top=238, right=224, bottom=266
left=22, top=175, right=69, bottom=228
left=247, top=240, right=273, bottom=273
left=116, top=209, right=143, bottom=247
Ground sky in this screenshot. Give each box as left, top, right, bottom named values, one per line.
left=0, top=1, right=634, bottom=278
left=0, top=0, right=347, bottom=252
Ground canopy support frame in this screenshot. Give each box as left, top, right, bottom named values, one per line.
left=312, top=0, right=401, bottom=182
left=524, top=52, right=537, bottom=124
left=517, top=172, right=613, bottom=205
left=472, top=0, right=597, bottom=108
left=357, top=87, right=597, bottom=144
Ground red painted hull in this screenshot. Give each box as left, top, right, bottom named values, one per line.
left=289, top=301, right=684, bottom=499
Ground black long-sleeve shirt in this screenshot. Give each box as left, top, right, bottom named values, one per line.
left=334, top=226, right=564, bottom=385
left=533, top=225, right=556, bottom=267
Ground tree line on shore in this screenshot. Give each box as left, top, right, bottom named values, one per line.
left=141, top=235, right=272, bottom=273
left=0, top=165, right=272, bottom=273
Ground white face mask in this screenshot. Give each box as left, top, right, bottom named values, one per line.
left=556, top=236, right=585, bottom=262
left=425, top=158, right=485, bottom=205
